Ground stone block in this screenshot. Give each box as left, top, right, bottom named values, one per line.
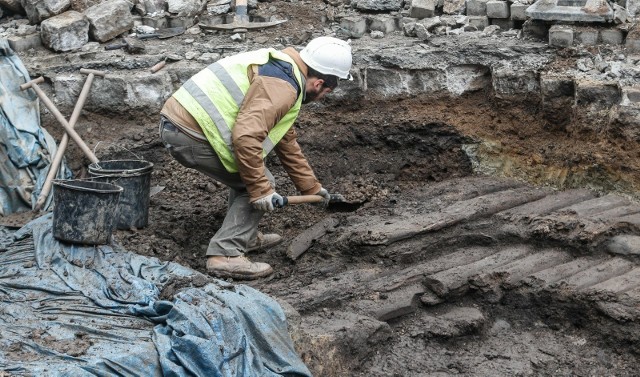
left=40, top=10, right=89, bottom=52
left=486, top=0, right=509, bottom=18
left=620, top=86, right=640, bottom=106
left=466, top=0, right=489, bottom=16
left=490, top=17, right=514, bottom=30
left=142, top=15, right=168, bottom=29
left=368, top=15, right=398, bottom=33
left=575, top=80, right=621, bottom=108
left=340, top=16, right=367, bottom=38
left=84, top=0, right=133, bottom=43
left=167, top=0, right=201, bottom=16
left=600, top=28, right=624, bottom=45
left=410, top=0, right=436, bottom=19
left=353, top=0, right=403, bottom=11
left=522, top=19, right=547, bottom=39
left=492, top=67, right=539, bottom=99
left=0, top=0, right=22, bottom=12
left=445, top=64, right=491, bottom=95
left=624, top=26, right=640, bottom=52
left=468, top=15, right=489, bottom=29
left=541, top=75, right=575, bottom=129
left=574, top=27, right=598, bottom=46
left=541, top=75, right=575, bottom=99
left=548, top=25, right=573, bottom=48
left=7, top=33, right=42, bottom=52
left=167, top=15, right=196, bottom=28
left=21, top=0, right=71, bottom=23
left=510, top=3, right=528, bottom=20
left=443, top=0, right=466, bottom=14
left=366, top=67, right=446, bottom=96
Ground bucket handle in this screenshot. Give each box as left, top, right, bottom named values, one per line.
left=93, top=141, right=143, bottom=162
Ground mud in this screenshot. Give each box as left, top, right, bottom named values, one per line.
left=48, top=91, right=640, bottom=376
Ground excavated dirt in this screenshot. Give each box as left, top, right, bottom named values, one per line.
left=40, top=91, right=640, bottom=375
left=9, top=0, right=640, bottom=373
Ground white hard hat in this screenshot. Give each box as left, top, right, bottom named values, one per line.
left=300, top=36, right=353, bottom=80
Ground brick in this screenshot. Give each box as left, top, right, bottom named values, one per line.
left=510, top=3, right=528, bottom=20
left=549, top=25, right=573, bottom=47
left=410, top=0, right=437, bottom=19
left=486, top=0, right=509, bottom=18
left=600, top=28, right=624, bottom=45
left=466, top=0, right=489, bottom=16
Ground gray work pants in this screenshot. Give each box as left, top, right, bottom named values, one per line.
left=159, top=117, right=274, bottom=257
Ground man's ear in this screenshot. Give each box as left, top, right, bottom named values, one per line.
left=313, top=78, right=325, bottom=90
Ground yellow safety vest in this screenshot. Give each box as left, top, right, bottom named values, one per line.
left=172, top=48, right=305, bottom=173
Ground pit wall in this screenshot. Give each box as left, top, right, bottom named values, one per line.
left=35, top=52, right=640, bottom=196
left=42, top=58, right=640, bottom=129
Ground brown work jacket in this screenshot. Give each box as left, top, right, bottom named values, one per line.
left=161, top=47, right=321, bottom=202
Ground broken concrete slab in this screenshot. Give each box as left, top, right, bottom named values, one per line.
left=526, top=0, right=614, bottom=22
left=84, top=0, right=134, bottom=43
left=549, top=24, right=573, bottom=47
left=40, top=10, right=89, bottom=52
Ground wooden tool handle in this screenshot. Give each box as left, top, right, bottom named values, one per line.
left=80, top=68, right=106, bottom=77
left=20, top=76, right=45, bottom=90
left=284, top=195, right=324, bottom=205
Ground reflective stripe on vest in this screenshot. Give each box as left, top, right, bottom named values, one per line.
left=173, top=48, right=304, bottom=173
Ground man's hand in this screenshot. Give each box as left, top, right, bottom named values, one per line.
left=252, top=192, right=285, bottom=212
left=314, top=187, right=331, bottom=208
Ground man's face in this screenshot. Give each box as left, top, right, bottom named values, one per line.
left=303, top=78, right=333, bottom=104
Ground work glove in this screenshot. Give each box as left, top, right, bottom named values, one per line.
left=314, top=187, right=331, bottom=208
left=252, top=192, right=284, bottom=212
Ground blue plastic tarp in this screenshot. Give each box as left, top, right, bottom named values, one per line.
left=0, top=39, right=70, bottom=215
left=0, top=215, right=312, bottom=376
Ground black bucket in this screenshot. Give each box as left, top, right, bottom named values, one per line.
left=52, top=179, right=123, bottom=245
left=88, top=160, right=153, bottom=230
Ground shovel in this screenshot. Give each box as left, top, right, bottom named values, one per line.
left=274, top=194, right=363, bottom=212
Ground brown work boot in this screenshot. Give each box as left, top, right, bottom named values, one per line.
left=246, top=232, right=283, bottom=252
left=206, top=255, right=273, bottom=280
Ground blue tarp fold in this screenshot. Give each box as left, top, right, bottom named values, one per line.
left=0, top=215, right=312, bottom=376
left=0, top=39, right=71, bottom=215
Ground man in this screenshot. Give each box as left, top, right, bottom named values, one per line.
left=159, top=36, right=353, bottom=280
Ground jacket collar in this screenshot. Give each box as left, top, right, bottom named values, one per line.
left=282, top=47, right=308, bottom=102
